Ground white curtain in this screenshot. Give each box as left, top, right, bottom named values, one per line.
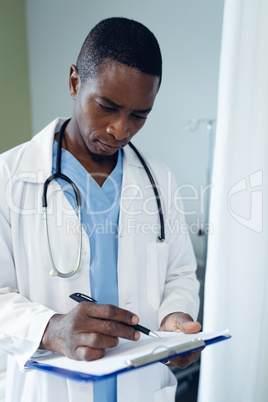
left=198, top=1, right=268, bottom=401
left=0, top=351, right=6, bottom=402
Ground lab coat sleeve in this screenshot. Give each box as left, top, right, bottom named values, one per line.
left=0, top=162, right=56, bottom=372
left=158, top=170, right=200, bottom=325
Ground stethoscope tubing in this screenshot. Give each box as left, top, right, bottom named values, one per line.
left=42, top=119, right=165, bottom=278
left=43, top=205, right=83, bottom=278
left=128, top=142, right=165, bottom=242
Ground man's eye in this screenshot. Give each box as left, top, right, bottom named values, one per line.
left=99, top=103, right=116, bottom=112
left=132, top=114, right=147, bottom=121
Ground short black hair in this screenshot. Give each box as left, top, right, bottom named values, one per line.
left=76, top=17, right=162, bottom=86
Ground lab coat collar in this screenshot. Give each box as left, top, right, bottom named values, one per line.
left=122, top=142, right=144, bottom=169
left=14, top=118, right=66, bottom=183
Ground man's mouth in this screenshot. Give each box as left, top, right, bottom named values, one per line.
left=97, top=140, right=123, bottom=152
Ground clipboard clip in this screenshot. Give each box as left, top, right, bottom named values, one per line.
left=126, top=338, right=205, bottom=368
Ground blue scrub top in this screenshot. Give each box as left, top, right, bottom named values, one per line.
left=52, top=141, right=123, bottom=402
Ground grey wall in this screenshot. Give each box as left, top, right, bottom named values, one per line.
left=25, top=0, right=224, bottom=267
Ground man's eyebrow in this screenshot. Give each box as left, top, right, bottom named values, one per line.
left=99, top=96, right=152, bottom=114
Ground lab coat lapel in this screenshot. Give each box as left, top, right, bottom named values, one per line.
left=13, top=118, right=67, bottom=184
left=118, top=145, right=143, bottom=237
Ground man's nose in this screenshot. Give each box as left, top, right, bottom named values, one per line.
left=106, top=117, right=131, bottom=141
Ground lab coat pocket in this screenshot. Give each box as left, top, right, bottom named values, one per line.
left=146, top=241, right=169, bottom=310
left=154, top=384, right=177, bottom=402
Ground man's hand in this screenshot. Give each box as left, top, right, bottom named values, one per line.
left=40, top=302, right=140, bottom=361
left=159, top=312, right=202, bottom=369
left=159, top=312, right=201, bottom=334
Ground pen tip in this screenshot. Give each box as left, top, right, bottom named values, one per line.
left=150, top=331, right=161, bottom=339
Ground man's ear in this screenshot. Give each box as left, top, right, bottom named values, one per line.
left=69, top=64, right=80, bottom=100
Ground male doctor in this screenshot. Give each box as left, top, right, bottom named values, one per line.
left=0, top=17, right=201, bottom=402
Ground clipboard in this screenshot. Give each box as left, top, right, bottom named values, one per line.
left=25, top=329, right=231, bottom=382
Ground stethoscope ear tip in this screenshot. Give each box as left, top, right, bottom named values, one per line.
left=49, top=269, right=58, bottom=277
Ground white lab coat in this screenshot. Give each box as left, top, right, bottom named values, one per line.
left=0, top=118, right=199, bottom=402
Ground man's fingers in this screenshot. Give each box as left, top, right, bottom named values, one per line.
left=159, top=312, right=201, bottom=334
left=65, top=332, right=119, bottom=360
left=70, top=306, right=140, bottom=341
left=40, top=303, right=141, bottom=362
left=176, top=312, right=194, bottom=327
left=77, top=332, right=119, bottom=350
left=76, top=302, right=139, bottom=325
left=75, top=346, right=105, bottom=361
left=174, top=313, right=201, bottom=334
left=86, top=317, right=140, bottom=340
left=169, top=349, right=203, bottom=369
left=177, top=320, right=201, bottom=334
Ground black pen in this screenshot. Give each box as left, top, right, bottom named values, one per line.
left=69, top=292, right=160, bottom=339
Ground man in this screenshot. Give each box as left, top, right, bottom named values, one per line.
left=0, top=17, right=200, bottom=402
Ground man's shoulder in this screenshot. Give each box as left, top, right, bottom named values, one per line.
left=0, top=141, right=30, bottom=175
left=130, top=146, right=173, bottom=178
left=0, top=118, right=62, bottom=177
left=123, top=144, right=176, bottom=192
left=124, top=144, right=171, bottom=172
left=142, top=151, right=170, bottom=172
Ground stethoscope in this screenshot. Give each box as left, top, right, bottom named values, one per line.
left=42, top=119, right=165, bottom=278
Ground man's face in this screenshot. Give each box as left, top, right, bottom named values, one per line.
left=70, top=61, right=160, bottom=157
